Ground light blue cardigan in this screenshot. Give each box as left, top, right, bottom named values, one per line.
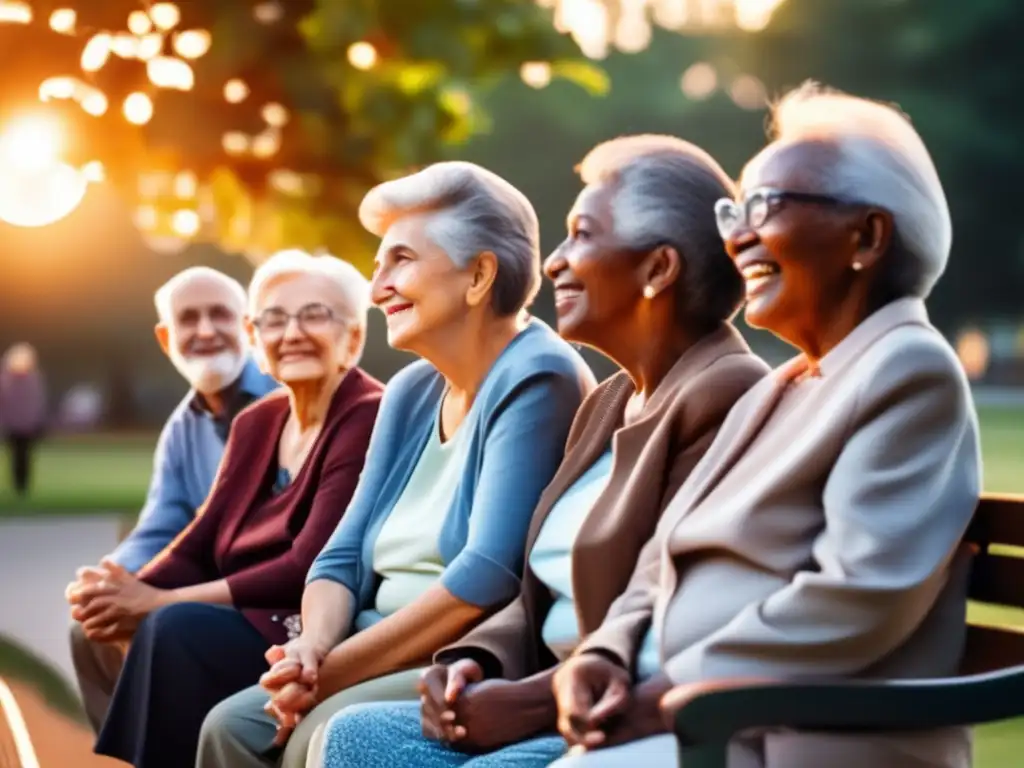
left=307, top=320, right=595, bottom=626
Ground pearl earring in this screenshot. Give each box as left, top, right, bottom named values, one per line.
left=643, top=285, right=656, bottom=299
left=852, top=261, right=863, bottom=272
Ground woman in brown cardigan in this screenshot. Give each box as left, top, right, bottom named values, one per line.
left=315, top=135, right=770, bottom=767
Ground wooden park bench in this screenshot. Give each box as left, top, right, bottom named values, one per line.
left=0, top=678, right=39, bottom=768
left=665, top=493, right=1024, bottom=767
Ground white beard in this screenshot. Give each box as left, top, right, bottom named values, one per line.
left=170, top=349, right=246, bottom=395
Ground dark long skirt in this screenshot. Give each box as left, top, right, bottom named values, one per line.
left=95, top=602, right=270, bottom=768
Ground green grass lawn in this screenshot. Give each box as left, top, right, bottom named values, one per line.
left=0, top=406, right=1022, bottom=762
left=0, top=432, right=156, bottom=513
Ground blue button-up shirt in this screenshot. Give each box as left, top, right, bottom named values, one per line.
left=109, top=357, right=278, bottom=572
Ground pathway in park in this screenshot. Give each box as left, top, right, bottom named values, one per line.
left=0, top=516, right=123, bottom=684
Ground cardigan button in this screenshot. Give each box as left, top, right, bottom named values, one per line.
left=271, top=615, right=279, bottom=621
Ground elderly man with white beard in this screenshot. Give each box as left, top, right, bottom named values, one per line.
left=66, top=265, right=278, bottom=734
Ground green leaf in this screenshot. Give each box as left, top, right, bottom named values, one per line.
left=551, top=60, right=611, bottom=96
left=393, top=62, right=448, bottom=94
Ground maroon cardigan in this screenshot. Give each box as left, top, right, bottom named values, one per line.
left=139, top=367, right=383, bottom=645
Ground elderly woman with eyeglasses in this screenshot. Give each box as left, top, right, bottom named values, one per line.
left=195, top=161, right=594, bottom=768
left=79, top=250, right=385, bottom=768
left=545, top=83, right=980, bottom=768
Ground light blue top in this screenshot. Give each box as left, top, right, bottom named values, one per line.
left=307, top=320, right=593, bottom=629
left=371, top=406, right=472, bottom=616
left=636, top=625, right=660, bottom=680
left=108, top=357, right=278, bottom=572
left=530, top=448, right=614, bottom=658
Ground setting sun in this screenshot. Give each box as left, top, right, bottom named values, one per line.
left=0, top=111, right=88, bottom=227
left=0, top=113, right=63, bottom=172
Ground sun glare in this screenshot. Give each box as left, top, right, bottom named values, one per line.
left=0, top=112, right=89, bottom=227
left=0, top=114, right=63, bottom=172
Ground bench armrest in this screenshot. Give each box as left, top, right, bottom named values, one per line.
left=663, top=667, right=1024, bottom=768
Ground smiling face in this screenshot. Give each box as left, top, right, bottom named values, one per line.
left=250, top=271, right=356, bottom=383
left=369, top=211, right=475, bottom=353
left=726, top=140, right=871, bottom=343
left=158, top=275, right=246, bottom=394
left=543, top=183, right=650, bottom=347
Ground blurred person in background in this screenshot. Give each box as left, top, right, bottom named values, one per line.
left=58, top=383, right=104, bottom=432
left=66, top=266, right=278, bottom=734
left=0, top=341, right=47, bottom=496
left=70, top=251, right=383, bottom=768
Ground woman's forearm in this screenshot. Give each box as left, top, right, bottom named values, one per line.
left=301, top=579, right=356, bottom=654
left=164, top=578, right=233, bottom=606
left=317, top=583, right=485, bottom=698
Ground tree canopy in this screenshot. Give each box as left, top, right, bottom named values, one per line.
left=0, top=0, right=607, bottom=269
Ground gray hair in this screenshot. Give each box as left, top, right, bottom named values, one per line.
left=248, top=249, right=370, bottom=363
left=154, top=267, right=246, bottom=324
left=358, top=161, right=541, bottom=316
left=767, top=81, right=951, bottom=300
left=578, top=134, right=744, bottom=323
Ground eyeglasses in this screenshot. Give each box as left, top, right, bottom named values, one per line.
left=252, top=303, right=343, bottom=339
left=714, top=187, right=859, bottom=240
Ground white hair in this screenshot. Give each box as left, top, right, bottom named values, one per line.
left=578, top=134, right=744, bottom=323
left=248, top=249, right=370, bottom=362
left=767, top=81, right=952, bottom=299
left=358, top=161, right=541, bottom=316
left=154, top=266, right=247, bottom=324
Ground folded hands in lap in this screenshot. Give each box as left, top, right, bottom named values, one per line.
left=552, top=654, right=672, bottom=753
left=419, top=660, right=558, bottom=753
left=65, top=559, right=166, bottom=643
left=260, top=637, right=327, bottom=746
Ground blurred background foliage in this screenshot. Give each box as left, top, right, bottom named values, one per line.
left=0, top=0, right=608, bottom=264
left=1, top=0, right=1023, bottom=419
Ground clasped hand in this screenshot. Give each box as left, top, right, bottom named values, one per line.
left=418, top=660, right=555, bottom=752
left=65, top=558, right=164, bottom=642
left=552, top=654, right=671, bottom=753
left=260, top=638, right=325, bottom=746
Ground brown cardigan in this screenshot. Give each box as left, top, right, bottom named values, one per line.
left=435, top=324, right=769, bottom=680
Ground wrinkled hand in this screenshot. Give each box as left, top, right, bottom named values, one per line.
left=446, top=678, right=556, bottom=752
left=264, top=680, right=318, bottom=746
left=260, top=637, right=328, bottom=747
left=553, top=653, right=632, bottom=750
left=418, top=660, right=484, bottom=743
left=65, top=565, right=107, bottom=605
left=69, top=560, right=166, bottom=642
left=262, top=637, right=326, bottom=691
left=592, top=674, right=673, bottom=750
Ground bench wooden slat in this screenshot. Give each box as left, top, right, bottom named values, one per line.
left=969, top=553, right=1024, bottom=608
left=961, top=624, right=1024, bottom=674
left=964, top=495, right=1024, bottom=548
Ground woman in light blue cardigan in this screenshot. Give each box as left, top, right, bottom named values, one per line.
left=196, top=162, right=594, bottom=768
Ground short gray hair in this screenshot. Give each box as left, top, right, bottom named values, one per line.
left=358, top=161, right=541, bottom=316
left=248, top=249, right=371, bottom=363
left=767, top=81, right=951, bottom=300
left=578, top=134, right=744, bottom=324
left=154, top=267, right=246, bottom=324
